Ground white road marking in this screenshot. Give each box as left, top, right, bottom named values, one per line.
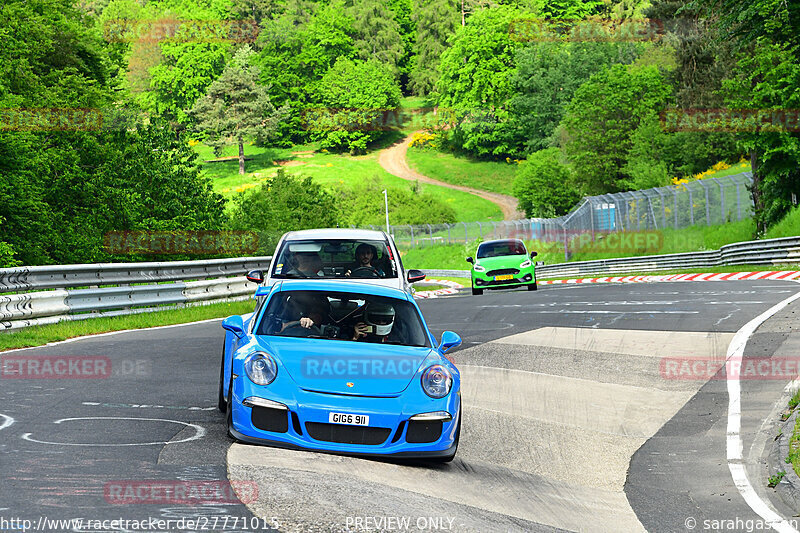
left=725, top=288, right=800, bottom=533
left=81, top=401, right=216, bottom=411
left=0, top=414, right=12, bottom=431
left=522, top=310, right=699, bottom=314
left=21, top=417, right=206, bottom=446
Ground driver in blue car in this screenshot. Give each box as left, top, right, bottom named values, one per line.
left=280, top=292, right=331, bottom=332
left=345, top=243, right=384, bottom=278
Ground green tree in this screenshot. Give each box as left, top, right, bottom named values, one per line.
left=510, top=41, right=639, bottom=154
left=349, top=0, right=405, bottom=78
left=255, top=0, right=355, bottom=142
left=386, top=0, right=416, bottom=90
left=722, top=40, right=800, bottom=233
left=513, top=148, right=581, bottom=217
left=409, top=0, right=458, bottom=96
left=558, top=64, right=673, bottom=194
left=227, top=169, right=341, bottom=254
left=191, top=45, right=288, bottom=174
left=436, top=5, right=530, bottom=156
left=308, top=57, right=402, bottom=154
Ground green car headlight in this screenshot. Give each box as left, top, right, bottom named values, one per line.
left=473, top=263, right=486, bottom=272
left=520, top=260, right=532, bottom=268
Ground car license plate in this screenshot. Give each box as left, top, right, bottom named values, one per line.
left=329, top=412, right=369, bottom=426
left=494, top=274, right=513, bottom=281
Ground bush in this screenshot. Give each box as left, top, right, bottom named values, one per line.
left=227, top=169, right=342, bottom=254
left=335, top=177, right=457, bottom=227
left=513, top=148, right=582, bottom=217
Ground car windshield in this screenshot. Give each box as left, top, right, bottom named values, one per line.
left=256, top=290, right=430, bottom=347
left=476, top=240, right=527, bottom=259
left=271, top=239, right=398, bottom=279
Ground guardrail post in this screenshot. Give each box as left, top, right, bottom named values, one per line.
left=447, top=224, right=452, bottom=244
left=409, top=225, right=415, bottom=248
left=477, top=221, right=483, bottom=239
left=736, top=182, right=742, bottom=220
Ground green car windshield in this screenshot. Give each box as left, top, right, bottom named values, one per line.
left=476, top=240, right=527, bottom=259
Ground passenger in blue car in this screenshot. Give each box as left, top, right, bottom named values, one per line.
left=351, top=302, right=395, bottom=342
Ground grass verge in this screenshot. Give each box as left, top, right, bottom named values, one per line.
left=0, top=300, right=255, bottom=352
left=405, top=146, right=519, bottom=196
left=193, top=141, right=502, bottom=222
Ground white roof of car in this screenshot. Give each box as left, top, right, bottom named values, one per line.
left=283, top=228, right=388, bottom=240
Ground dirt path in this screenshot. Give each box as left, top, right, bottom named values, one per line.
left=377, top=132, right=524, bottom=220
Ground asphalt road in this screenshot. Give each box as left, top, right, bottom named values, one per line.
left=1, top=280, right=799, bottom=532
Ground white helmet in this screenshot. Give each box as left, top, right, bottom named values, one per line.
left=364, top=302, right=395, bottom=336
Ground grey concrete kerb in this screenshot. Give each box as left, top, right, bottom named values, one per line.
left=768, top=407, right=800, bottom=511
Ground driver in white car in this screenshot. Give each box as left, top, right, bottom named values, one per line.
left=345, top=243, right=385, bottom=278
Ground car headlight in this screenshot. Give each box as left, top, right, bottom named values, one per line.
left=421, top=365, right=453, bottom=398
left=473, top=263, right=486, bottom=272
left=244, top=352, right=277, bottom=386
left=520, top=260, right=531, bottom=268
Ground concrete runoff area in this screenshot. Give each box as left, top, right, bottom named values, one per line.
left=229, top=327, right=734, bottom=532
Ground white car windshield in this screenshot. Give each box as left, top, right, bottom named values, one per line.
left=271, top=239, right=398, bottom=279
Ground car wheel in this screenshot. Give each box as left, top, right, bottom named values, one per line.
left=527, top=282, right=538, bottom=291
left=217, top=339, right=227, bottom=413
left=432, top=414, right=461, bottom=463
left=226, top=376, right=239, bottom=442
left=471, top=286, right=483, bottom=296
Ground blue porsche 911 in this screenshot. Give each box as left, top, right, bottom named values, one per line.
left=218, top=280, right=462, bottom=461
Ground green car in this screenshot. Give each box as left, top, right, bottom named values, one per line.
left=466, top=239, right=538, bottom=295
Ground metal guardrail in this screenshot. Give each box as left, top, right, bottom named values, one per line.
left=421, top=236, right=800, bottom=280
left=0, top=257, right=271, bottom=331
left=3, top=235, right=799, bottom=331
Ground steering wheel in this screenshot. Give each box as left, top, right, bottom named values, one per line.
left=350, top=266, right=381, bottom=278
left=281, top=320, right=322, bottom=336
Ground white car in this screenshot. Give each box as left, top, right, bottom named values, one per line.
left=245, top=229, right=425, bottom=293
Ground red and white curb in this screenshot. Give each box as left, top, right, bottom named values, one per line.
left=413, top=279, right=464, bottom=299
left=539, top=271, right=800, bottom=285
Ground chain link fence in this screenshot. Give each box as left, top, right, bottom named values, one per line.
left=362, top=172, right=754, bottom=255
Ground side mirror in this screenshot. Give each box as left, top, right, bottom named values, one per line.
left=222, top=315, right=246, bottom=339
left=530, top=251, right=538, bottom=258
left=438, top=331, right=462, bottom=354
left=246, top=269, right=264, bottom=283
left=466, top=257, right=474, bottom=264
left=407, top=269, right=426, bottom=283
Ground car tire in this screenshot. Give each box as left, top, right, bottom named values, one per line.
left=431, top=413, right=461, bottom=463
left=527, top=282, right=538, bottom=291
left=226, top=376, right=239, bottom=443
left=471, top=286, right=483, bottom=296
left=217, top=339, right=227, bottom=413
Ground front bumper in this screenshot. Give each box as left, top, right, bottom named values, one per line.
left=472, top=267, right=536, bottom=289
left=230, top=376, right=461, bottom=458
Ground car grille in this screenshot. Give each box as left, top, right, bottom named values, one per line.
left=305, top=422, right=391, bottom=445
left=486, top=268, right=519, bottom=277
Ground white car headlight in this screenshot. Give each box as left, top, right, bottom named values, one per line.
left=473, top=263, right=486, bottom=272
left=421, top=365, right=453, bottom=398
left=520, top=260, right=531, bottom=268
left=244, top=352, right=277, bottom=386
